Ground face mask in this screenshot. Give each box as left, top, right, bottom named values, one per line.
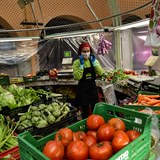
left=81, top=52, right=90, bottom=59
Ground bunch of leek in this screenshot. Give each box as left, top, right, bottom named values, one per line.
left=0, top=114, right=19, bottom=153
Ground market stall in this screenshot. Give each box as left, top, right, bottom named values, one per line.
left=1, top=0, right=160, bottom=159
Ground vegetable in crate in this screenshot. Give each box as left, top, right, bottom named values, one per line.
left=137, top=94, right=160, bottom=106
left=89, top=141, right=113, bottom=160
left=0, top=114, right=19, bottom=153
left=0, top=84, right=40, bottom=110
left=112, top=130, right=130, bottom=153
left=18, top=102, right=150, bottom=160
left=17, top=101, right=71, bottom=130
left=54, top=128, right=73, bottom=148
left=108, top=118, right=126, bottom=131
left=126, top=130, right=141, bottom=142
left=66, top=140, right=89, bottom=160
left=43, top=140, right=64, bottom=160
left=86, top=114, right=105, bottom=130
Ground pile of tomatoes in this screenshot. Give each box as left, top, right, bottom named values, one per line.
left=43, top=115, right=141, bottom=160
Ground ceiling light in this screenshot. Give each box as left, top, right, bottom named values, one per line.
left=0, top=37, right=33, bottom=42
left=137, top=31, right=148, bottom=34
left=138, top=35, right=147, bottom=41
left=113, top=19, right=149, bottom=31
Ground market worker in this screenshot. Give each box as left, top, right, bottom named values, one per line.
left=73, top=42, right=104, bottom=119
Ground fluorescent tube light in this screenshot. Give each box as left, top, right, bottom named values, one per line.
left=138, top=35, right=147, bottom=41
left=0, top=37, right=33, bottom=42
left=113, top=19, right=149, bottom=31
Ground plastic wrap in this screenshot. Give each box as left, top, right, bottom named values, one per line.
left=0, top=32, right=115, bottom=77
left=96, top=81, right=117, bottom=105
left=137, top=107, right=160, bottom=150
left=0, top=41, right=39, bottom=65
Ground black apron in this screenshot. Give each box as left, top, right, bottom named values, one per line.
left=76, top=60, right=98, bottom=110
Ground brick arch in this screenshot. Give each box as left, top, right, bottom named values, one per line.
left=44, top=15, right=92, bottom=35
left=0, top=17, right=18, bottom=37
left=122, top=14, right=142, bottom=25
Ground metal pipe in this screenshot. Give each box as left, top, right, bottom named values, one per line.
left=36, top=0, right=46, bottom=36
left=85, top=0, right=103, bottom=28
left=0, top=0, right=152, bottom=33
left=0, top=28, right=104, bottom=41
left=46, top=28, right=104, bottom=39
left=29, top=2, right=40, bottom=34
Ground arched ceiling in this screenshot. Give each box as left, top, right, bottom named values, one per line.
left=0, top=0, right=152, bottom=37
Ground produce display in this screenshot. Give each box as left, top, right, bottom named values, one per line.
left=35, top=89, right=63, bottom=100
left=0, top=84, right=41, bottom=110
left=17, top=102, right=153, bottom=160
left=0, top=68, right=159, bottom=159
left=15, top=101, right=71, bottom=130
left=126, top=92, right=160, bottom=113
left=0, top=114, right=18, bottom=153
left=137, top=94, right=160, bottom=106
left=42, top=115, right=141, bottom=160
left=104, top=69, right=131, bottom=84
left=53, top=86, right=76, bottom=99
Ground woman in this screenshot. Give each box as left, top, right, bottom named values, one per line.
left=73, top=42, right=104, bottom=119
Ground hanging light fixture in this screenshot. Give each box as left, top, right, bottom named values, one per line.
left=17, top=0, right=34, bottom=9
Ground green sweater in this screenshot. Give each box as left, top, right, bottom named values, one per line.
left=73, top=59, right=104, bottom=81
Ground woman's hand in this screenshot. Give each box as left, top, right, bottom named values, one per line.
left=79, top=55, right=84, bottom=69
left=90, top=55, right=97, bottom=67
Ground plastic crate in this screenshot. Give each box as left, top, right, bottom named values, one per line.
left=0, top=146, right=20, bottom=160
left=0, top=96, right=45, bottom=117
left=0, top=75, right=10, bottom=85
left=18, top=102, right=152, bottom=160
left=10, top=77, right=24, bottom=84
left=17, top=112, right=78, bottom=136
left=123, top=104, right=160, bottom=128
left=12, top=104, right=78, bottom=136
left=23, top=76, right=37, bottom=82
left=138, top=90, right=159, bottom=96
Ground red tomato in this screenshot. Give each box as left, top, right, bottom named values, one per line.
left=86, top=130, right=97, bottom=140
left=43, top=140, right=64, bottom=160
left=89, top=141, right=113, bottom=160
left=83, top=135, right=97, bottom=147
left=54, top=128, right=73, bottom=148
left=112, top=130, right=130, bottom=153
left=66, top=140, right=89, bottom=160
left=73, top=131, right=87, bottom=141
left=108, top=118, right=126, bottom=131
left=97, top=123, right=115, bottom=141
left=126, top=130, right=141, bottom=142
left=87, top=114, right=105, bottom=130
left=73, top=132, right=81, bottom=141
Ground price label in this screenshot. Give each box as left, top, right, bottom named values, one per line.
left=144, top=55, right=159, bottom=66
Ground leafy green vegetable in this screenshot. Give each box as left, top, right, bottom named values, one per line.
left=0, top=84, right=41, bottom=109
left=0, top=114, right=19, bottom=151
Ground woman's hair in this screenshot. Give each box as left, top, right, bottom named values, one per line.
left=78, top=42, right=93, bottom=55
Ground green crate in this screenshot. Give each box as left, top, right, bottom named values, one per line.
left=23, top=76, right=37, bottom=82
left=18, top=102, right=152, bottom=160
left=0, top=75, right=10, bottom=85
left=124, top=104, right=160, bottom=128
left=138, top=90, right=159, bottom=96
